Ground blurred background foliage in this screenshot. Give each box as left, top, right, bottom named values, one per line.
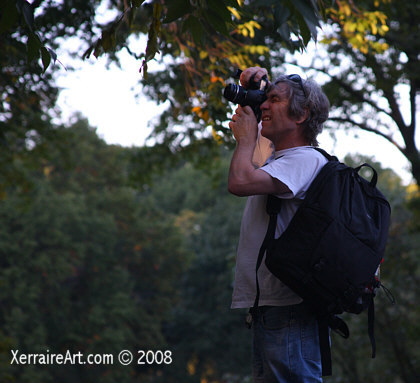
left=0, top=119, right=418, bottom=382
left=0, top=0, right=419, bottom=382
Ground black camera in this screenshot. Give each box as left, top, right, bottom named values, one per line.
left=223, top=69, right=269, bottom=122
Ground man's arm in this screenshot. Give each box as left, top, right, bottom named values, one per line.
left=228, top=105, right=291, bottom=197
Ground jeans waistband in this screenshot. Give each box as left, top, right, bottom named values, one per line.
left=250, top=302, right=314, bottom=318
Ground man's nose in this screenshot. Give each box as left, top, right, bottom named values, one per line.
left=260, top=100, right=269, bottom=110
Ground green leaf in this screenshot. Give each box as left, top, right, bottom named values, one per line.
left=141, top=3, right=162, bottom=77
left=204, top=9, right=229, bottom=36
left=163, top=0, right=192, bottom=23
left=47, top=47, right=57, bottom=64
left=275, top=5, right=289, bottom=25
left=314, top=0, right=328, bottom=20
left=296, top=12, right=312, bottom=46
left=40, top=46, right=51, bottom=73
left=145, top=3, right=162, bottom=60
left=274, top=3, right=291, bottom=28
left=93, top=41, right=103, bottom=58
left=20, top=0, right=34, bottom=31
left=219, top=0, right=237, bottom=7
left=101, top=29, right=115, bottom=52
left=277, top=22, right=291, bottom=43
left=303, top=17, right=318, bottom=42
left=182, top=15, right=205, bottom=46
left=253, top=0, right=274, bottom=6
left=131, top=0, right=146, bottom=7
left=207, top=0, right=232, bottom=23
left=291, top=0, right=321, bottom=29
left=82, top=45, right=95, bottom=60
left=27, top=32, right=41, bottom=62
left=0, top=0, right=19, bottom=34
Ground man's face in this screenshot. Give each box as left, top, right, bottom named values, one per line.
left=260, top=83, right=303, bottom=147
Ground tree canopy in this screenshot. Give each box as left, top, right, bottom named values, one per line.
left=4, top=0, right=413, bottom=185
left=0, top=119, right=192, bottom=382
left=308, top=0, right=420, bottom=184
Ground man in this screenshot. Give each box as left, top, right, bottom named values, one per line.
left=228, top=67, right=330, bottom=383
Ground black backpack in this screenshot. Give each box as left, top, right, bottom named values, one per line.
left=253, top=148, right=392, bottom=376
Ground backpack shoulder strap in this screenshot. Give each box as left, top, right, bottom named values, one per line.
left=312, top=147, right=339, bottom=162
left=252, top=195, right=282, bottom=309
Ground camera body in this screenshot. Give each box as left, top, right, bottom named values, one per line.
left=223, top=69, right=269, bottom=122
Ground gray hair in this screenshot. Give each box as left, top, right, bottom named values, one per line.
left=271, top=75, right=330, bottom=146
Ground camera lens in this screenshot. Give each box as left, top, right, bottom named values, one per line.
left=223, top=84, right=247, bottom=105
left=223, top=75, right=268, bottom=123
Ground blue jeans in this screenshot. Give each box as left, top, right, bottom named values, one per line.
left=251, top=304, right=323, bottom=383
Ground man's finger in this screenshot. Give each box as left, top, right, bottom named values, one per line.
left=241, top=105, right=253, bottom=115
left=240, top=67, right=268, bottom=87
left=254, top=69, right=270, bottom=85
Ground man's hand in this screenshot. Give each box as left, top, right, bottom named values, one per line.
left=240, top=67, right=270, bottom=89
left=228, top=105, right=258, bottom=144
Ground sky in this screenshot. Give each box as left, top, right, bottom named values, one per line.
left=55, top=39, right=416, bottom=185
left=56, top=39, right=162, bottom=147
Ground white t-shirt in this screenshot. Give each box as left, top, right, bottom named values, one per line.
left=231, top=146, right=328, bottom=309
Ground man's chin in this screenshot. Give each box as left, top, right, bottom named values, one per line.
left=260, top=126, right=272, bottom=141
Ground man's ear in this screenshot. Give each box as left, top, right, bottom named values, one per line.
left=296, top=109, right=309, bottom=125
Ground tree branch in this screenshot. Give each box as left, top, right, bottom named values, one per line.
left=410, top=78, right=417, bottom=133
left=301, top=65, right=391, bottom=117
left=365, top=54, right=409, bottom=136
left=328, top=116, right=406, bottom=154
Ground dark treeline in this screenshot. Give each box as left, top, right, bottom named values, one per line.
left=0, top=118, right=419, bottom=383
